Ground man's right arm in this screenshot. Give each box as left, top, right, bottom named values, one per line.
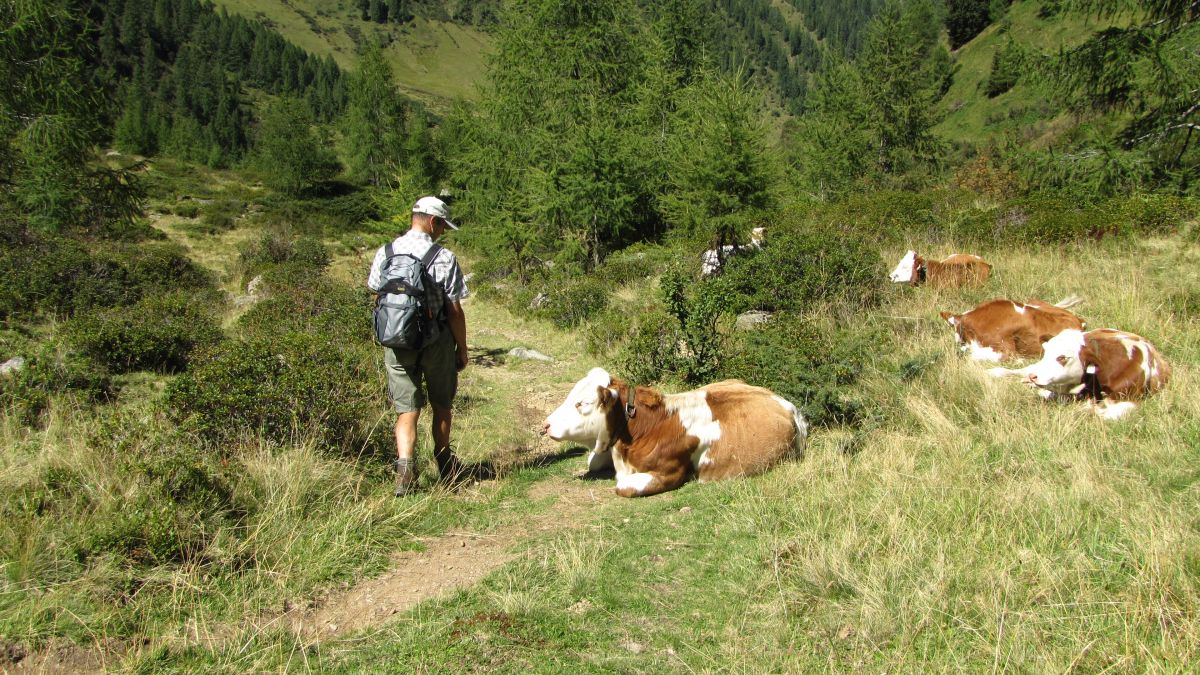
left=446, top=300, right=468, bottom=371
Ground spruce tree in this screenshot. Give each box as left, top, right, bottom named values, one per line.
left=340, top=42, right=408, bottom=187
left=254, top=97, right=340, bottom=196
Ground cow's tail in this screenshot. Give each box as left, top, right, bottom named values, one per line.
left=774, top=395, right=809, bottom=459
left=1054, top=295, right=1084, bottom=310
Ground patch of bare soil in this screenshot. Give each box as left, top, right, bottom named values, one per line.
left=277, top=476, right=612, bottom=642
left=5, top=639, right=111, bottom=674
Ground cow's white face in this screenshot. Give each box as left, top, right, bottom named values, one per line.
left=889, top=251, right=917, bottom=283
left=544, top=367, right=616, bottom=445
left=1026, top=329, right=1087, bottom=392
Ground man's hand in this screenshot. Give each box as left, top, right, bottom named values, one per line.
left=456, top=347, right=469, bottom=372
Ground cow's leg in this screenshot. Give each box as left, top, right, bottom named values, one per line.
left=585, top=446, right=614, bottom=473
left=1090, top=400, right=1136, bottom=421
left=615, top=472, right=666, bottom=498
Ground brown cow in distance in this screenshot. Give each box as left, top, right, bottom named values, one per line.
left=941, top=296, right=1086, bottom=362
left=542, top=368, right=807, bottom=497
left=889, top=250, right=992, bottom=287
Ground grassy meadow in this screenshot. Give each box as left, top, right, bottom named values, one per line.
left=4, top=158, right=1198, bottom=672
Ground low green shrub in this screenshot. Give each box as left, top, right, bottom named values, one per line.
left=163, top=332, right=376, bottom=451
left=0, top=236, right=213, bottom=319
left=719, top=317, right=876, bottom=427
left=199, top=198, right=245, bottom=232
left=64, top=292, right=225, bottom=373
left=239, top=274, right=370, bottom=344
left=0, top=342, right=114, bottom=424
left=513, top=272, right=611, bottom=329
left=239, top=231, right=332, bottom=280
left=85, top=442, right=243, bottom=566
left=258, top=189, right=379, bottom=235
left=712, top=223, right=884, bottom=313
left=173, top=201, right=200, bottom=218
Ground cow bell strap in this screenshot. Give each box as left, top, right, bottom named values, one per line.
left=625, top=385, right=637, bottom=419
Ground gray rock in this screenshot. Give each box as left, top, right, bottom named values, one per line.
left=246, top=275, right=265, bottom=296
left=529, top=292, right=550, bottom=310
left=735, top=310, right=773, bottom=330
left=0, top=356, right=25, bottom=376
left=508, top=347, right=553, bottom=362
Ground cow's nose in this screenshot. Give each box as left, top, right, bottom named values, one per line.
left=540, top=421, right=550, bottom=436
left=1027, top=373, right=1038, bottom=384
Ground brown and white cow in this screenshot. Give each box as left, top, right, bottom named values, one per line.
left=988, top=328, right=1170, bottom=420
left=542, top=367, right=807, bottom=497
left=941, top=296, right=1085, bottom=362
left=889, top=251, right=992, bottom=287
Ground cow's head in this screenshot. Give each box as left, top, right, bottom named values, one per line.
left=1025, top=329, right=1089, bottom=391
left=889, top=251, right=918, bottom=283
left=750, top=227, right=767, bottom=245
left=543, top=367, right=619, bottom=446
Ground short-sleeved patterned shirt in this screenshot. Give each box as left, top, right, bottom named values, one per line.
left=367, top=230, right=469, bottom=321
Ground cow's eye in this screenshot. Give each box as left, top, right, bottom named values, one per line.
left=1056, top=355, right=1069, bottom=365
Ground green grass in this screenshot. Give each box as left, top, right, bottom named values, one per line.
left=209, top=0, right=491, bottom=108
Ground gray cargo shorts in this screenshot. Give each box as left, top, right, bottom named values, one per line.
left=383, top=330, right=458, bottom=413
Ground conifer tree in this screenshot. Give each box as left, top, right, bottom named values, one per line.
left=254, top=97, right=340, bottom=196
left=340, top=42, right=408, bottom=187
left=1, top=0, right=141, bottom=232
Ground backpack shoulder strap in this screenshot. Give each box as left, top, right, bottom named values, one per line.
left=420, top=243, right=443, bottom=269
left=384, top=241, right=395, bottom=260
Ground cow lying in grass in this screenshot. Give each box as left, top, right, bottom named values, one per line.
left=542, top=368, right=807, bottom=497
left=988, top=328, right=1170, bottom=420
left=941, top=296, right=1085, bottom=362
left=889, top=251, right=992, bottom=287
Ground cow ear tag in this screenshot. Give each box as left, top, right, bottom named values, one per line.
left=1085, top=365, right=1097, bottom=375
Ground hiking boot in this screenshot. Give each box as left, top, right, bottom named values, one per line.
left=394, top=457, right=417, bottom=497
left=433, top=446, right=466, bottom=485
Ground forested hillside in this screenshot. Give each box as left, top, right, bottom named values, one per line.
left=2, top=0, right=1200, bottom=670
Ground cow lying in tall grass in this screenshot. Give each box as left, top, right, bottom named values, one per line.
left=542, top=368, right=807, bottom=497
left=889, top=250, right=991, bottom=287
left=989, top=328, right=1170, bottom=420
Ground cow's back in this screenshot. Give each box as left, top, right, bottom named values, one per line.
left=683, top=380, right=802, bottom=481
left=929, top=254, right=991, bottom=287
left=961, top=299, right=1085, bottom=359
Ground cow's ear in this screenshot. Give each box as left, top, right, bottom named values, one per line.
left=939, top=311, right=957, bottom=327
left=597, top=386, right=616, bottom=408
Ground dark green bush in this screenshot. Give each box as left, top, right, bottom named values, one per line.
left=1118, top=194, right=1197, bottom=234
left=0, top=236, right=213, bottom=319
left=612, top=309, right=691, bottom=385
left=239, top=273, right=371, bottom=344
left=512, top=272, right=611, bottom=328
left=64, top=292, right=225, bottom=373
left=0, top=343, right=114, bottom=424
left=239, top=231, right=332, bottom=280
left=86, top=445, right=242, bottom=566
left=173, top=201, right=200, bottom=218
left=199, top=199, right=245, bottom=232
left=719, top=317, right=875, bottom=427
left=712, top=223, right=884, bottom=313
left=258, top=189, right=379, bottom=235
left=163, top=332, right=376, bottom=450
left=810, top=190, right=938, bottom=244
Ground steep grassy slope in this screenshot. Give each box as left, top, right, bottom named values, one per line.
left=209, top=0, right=491, bottom=106
left=936, top=1, right=1120, bottom=147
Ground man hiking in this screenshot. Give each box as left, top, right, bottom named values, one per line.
left=367, top=195, right=470, bottom=496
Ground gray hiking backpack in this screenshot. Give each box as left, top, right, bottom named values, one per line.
left=373, top=242, right=444, bottom=349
